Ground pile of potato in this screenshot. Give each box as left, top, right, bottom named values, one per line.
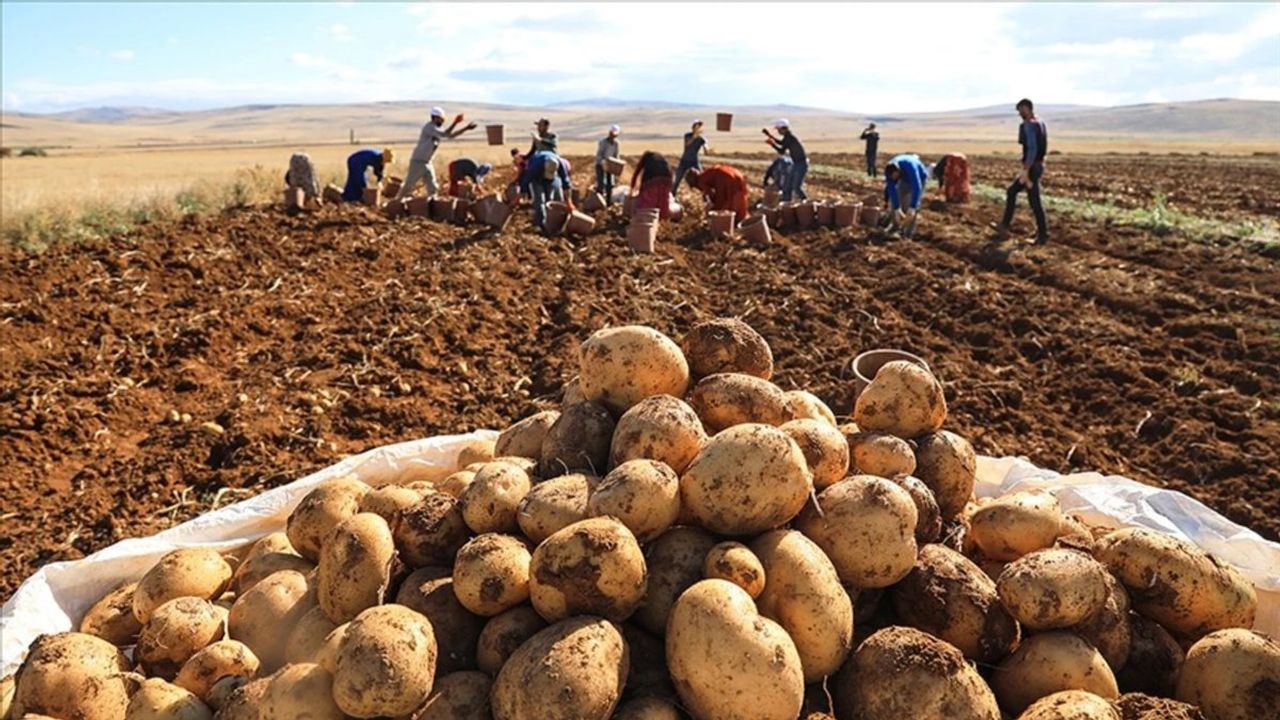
left=4, top=319, right=1277, bottom=720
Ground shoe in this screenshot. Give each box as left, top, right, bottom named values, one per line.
left=1033, top=235, right=1049, bottom=245
left=992, top=223, right=1010, bottom=241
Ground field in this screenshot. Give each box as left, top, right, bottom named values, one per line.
left=1, top=150, right=1277, bottom=599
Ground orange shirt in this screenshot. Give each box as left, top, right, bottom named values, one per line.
left=694, top=165, right=749, bottom=220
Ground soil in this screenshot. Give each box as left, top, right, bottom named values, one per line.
left=2, top=153, right=1278, bottom=600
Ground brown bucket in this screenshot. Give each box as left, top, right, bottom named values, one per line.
left=716, top=112, right=733, bottom=132
left=581, top=192, right=606, bottom=213
left=429, top=196, right=457, bottom=222
left=504, top=183, right=521, bottom=204
left=477, top=195, right=513, bottom=230
left=603, top=157, right=626, bottom=176
left=859, top=206, right=882, bottom=226
left=708, top=210, right=736, bottom=239
left=362, top=187, right=381, bottom=207
left=852, top=349, right=930, bottom=399
left=623, top=193, right=636, bottom=216
left=322, top=184, right=343, bottom=205
left=628, top=208, right=660, bottom=253
left=740, top=214, right=771, bottom=245
left=545, top=201, right=570, bottom=234
left=794, top=201, right=816, bottom=230
left=382, top=178, right=402, bottom=198
left=762, top=207, right=781, bottom=228
left=763, top=187, right=782, bottom=209
left=564, top=211, right=596, bottom=236
left=816, top=202, right=835, bottom=228
left=862, top=192, right=883, bottom=208
left=383, top=198, right=408, bottom=219
left=486, top=124, right=505, bottom=146
left=834, top=202, right=860, bottom=228
left=779, top=202, right=798, bottom=229
left=453, top=198, right=473, bottom=224
left=284, top=187, right=305, bottom=210
left=407, top=196, right=430, bottom=217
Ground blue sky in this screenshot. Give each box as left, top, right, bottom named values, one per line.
left=2, top=2, right=1278, bottom=114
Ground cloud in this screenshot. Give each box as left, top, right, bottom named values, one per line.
left=1045, top=39, right=1155, bottom=59
left=330, top=23, right=351, bottom=42
left=110, top=50, right=136, bottom=61
left=166, top=37, right=179, bottom=46
left=1142, top=4, right=1216, bottom=21
left=3, top=92, right=21, bottom=110
left=1178, top=5, right=1280, bottom=61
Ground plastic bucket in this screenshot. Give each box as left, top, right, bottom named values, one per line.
left=429, top=196, right=457, bottom=222
left=708, top=210, right=736, bottom=239
left=834, top=202, right=860, bottom=227
left=794, top=201, right=816, bottom=230
left=582, top=192, right=606, bottom=213
left=816, top=202, right=835, bottom=228
left=740, top=214, right=771, bottom=245
left=564, top=211, right=596, bottom=236
left=852, top=349, right=931, bottom=399
left=486, top=124, right=505, bottom=146
left=545, top=201, right=570, bottom=234
left=762, top=207, right=781, bottom=228
left=504, top=183, right=521, bottom=204
left=382, top=179, right=402, bottom=198
left=628, top=208, right=660, bottom=253
left=383, top=198, right=408, bottom=219
left=362, top=187, right=381, bottom=207
left=763, top=187, right=782, bottom=209
left=716, top=112, right=733, bottom=132
left=322, top=184, right=343, bottom=205
left=284, top=187, right=305, bottom=210
left=779, top=202, right=798, bottom=229
left=859, top=206, right=882, bottom=226
left=407, top=196, right=431, bottom=217
left=477, top=196, right=512, bottom=230
left=603, top=157, right=626, bottom=176
left=453, top=198, right=473, bottom=224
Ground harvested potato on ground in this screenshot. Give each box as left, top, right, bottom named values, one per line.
left=993, top=632, right=1119, bottom=715
left=530, top=517, right=646, bottom=622
left=456, top=437, right=496, bottom=467
left=1094, top=528, right=1257, bottom=639
left=393, top=491, right=471, bottom=568
left=453, top=534, right=532, bottom=616
left=588, top=459, right=680, bottom=542
left=681, top=317, right=773, bottom=380
left=134, top=548, right=234, bottom=624
left=850, top=431, right=916, bottom=477
left=126, top=678, right=212, bottom=720
left=608, top=394, right=707, bottom=473
left=285, top=476, right=371, bottom=562
left=396, top=566, right=484, bottom=673
left=476, top=606, right=548, bottom=676
left=357, top=484, right=425, bottom=523
left=890, top=544, right=1019, bottom=663
left=751, top=530, right=854, bottom=682
left=796, top=474, right=918, bottom=588
left=136, top=597, right=226, bottom=680
left=832, top=626, right=1000, bottom=720
left=460, top=460, right=533, bottom=534
left=1117, top=614, right=1184, bottom=697
left=284, top=605, right=338, bottom=665
left=853, top=360, right=947, bottom=438
left=1057, top=514, right=1097, bottom=553
left=580, top=325, right=690, bottom=415
left=969, top=490, right=1066, bottom=561
left=781, top=418, right=850, bottom=490
left=434, top=470, right=477, bottom=498
left=667, top=579, right=804, bottom=720
left=635, top=526, right=718, bottom=635
left=913, top=430, right=977, bottom=518
left=680, top=423, right=812, bottom=536
left=786, top=389, right=837, bottom=425
left=613, top=696, right=683, bottom=720
left=540, top=401, right=615, bottom=476
left=494, top=409, right=560, bottom=459
left=317, top=513, right=396, bottom=624
left=333, top=604, right=437, bottom=718
left=1073, top=571, right=1132, bottom=672
left=493, top=616, right=630, bottom=720
left=229, top=569, right=316, bottom=671
left=687, top=373, right=792, bottom=432
left=703, top=541, right=766, bottom=598
left=997, top=548, right=1110, bottom=630
left=259, top=663, right=343, bottom=720
left=418, top=671, right=493, bottom=720
left=11, top=632, right=130, bottom=720
left=1018, top=690, right=1119, bottom=720
left=1112, top=693, right=1204, bottom=720
left=209, top=677, right=267, bottom=720
left=175, top=640, right=259, bottom=702
left=80, top=581, right=143, bottom=646
left=1175, top=628, right=1280, bottom=720
left=887, top=474, right=943, bottom=543
left=517, top=472, right=595, bottom=544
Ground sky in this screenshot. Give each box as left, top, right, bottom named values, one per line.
left=2, top=1, right=1278, bottom=114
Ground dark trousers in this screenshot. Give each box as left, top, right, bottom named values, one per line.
left=1002, top=163, right=1047, bottom=237
left=866, top=152, right=877, bottom=177
left=594, top=163, right=614, bottom=203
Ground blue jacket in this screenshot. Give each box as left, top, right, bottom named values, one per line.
left=520, top=151, right=571, bottom=194
left=885, top=153, right=928, bottom=210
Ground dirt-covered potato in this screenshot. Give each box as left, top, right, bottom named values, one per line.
left=780, top=418, right=850, bottom=490
left=11, top=632, right=130, bottom=720
left=635, top=526, right=718, bottom=635
left=850, top=431, right=916, bottom=477
left=136, top=597, right=226, bottom=680
left=1117, top=614, right=1184, bottom=697
left=79, top=581, right=143, bottom=646
left=453, top=534, right=532, bottom=616
left=890, top=544, right=1019, bottom=663
left=613, top=696, right=683, bottom=720
left=703, top=541, right=766, bottom=598
left=0, top=675, right=13, bottom=720
left=887, top=474, right=943, bottom=543
left=1018, top=690, right=1120, bottom=720
left=1175, top=628, right=1280, bottom=720
left=1073, top=572, right=1132, bottom=672
left=997, top=548, right=1110, bottom=630
left=796, top=474, right=918, bottom=588
left=206, top=676, right=249, bottom=712
left=1113, top=693, right=1204, bottom=720
left=174, top=639, right=259, bottom=702
left=460, top=460, right=533, bottom=534
left=832, top=626, right=1000, bottom=720
left=210, top=677, right=267, bottom=720
left=580, top=325, right=690, bottom=415
left=231, top=536, right=314, bottom=596
left=530, top=517, right=646, bottom=622
left=913, top=430, right=977, bottom=518
left=285, top=476, right=371, bottom=562
left=493, top=616, right=630, bottom=720
left=687, top=373, right=792, bottom=433
left=750, top=530, right=854, bottom=682
left=853, top=360, right=947, bottom=438
left=1094, top=528, right=1257, bottom=639
left=125, top=678, right=213, bottom=720
left=1057, top=514, right=1097, bottom=553
left=418, top=671, right=492, bottom=720
left=134, top=548, right=234, bottom=624
left=681, top=317, right=773, bottom=380
left=680, top=423, right=812, bottom=535
left=395, top=566, right=484, bottom=673
left=667, top=579, right=804, bottom=720
left=993, top=632, right=1119, bottom=714
left=562, top=376, right=588, bottom=407
left=587, top=459, right=680, bottom=542
left=284, top=605, right=338, bottom=666
left=357, top=484, right=425, bottom=523
left=516, top=472, right=595, bottom=544
left=313, top=623, right=348, bottom=674
left=229, top=569, right=316, bottom=671
left=495, top=410, right=560, bottom=459
left=476, top=606, right=548, bottom=676
left=393, top=491, right=471, bottom=568
left=609, top=394, right=707, bottom=473
left=317, top=512, right=396, bottom=624
left=434, top=469, right=477, bottom=498
left=785, top=390, right=837, bottom=426
left=456, top=437, right=496, bottom=467
left=259, top=663, right=343, bottom=720
left=332, top=604, right=437, bottom=717
left=540, top=401, right=615, bottom=476
left=969, top=490, right=1066, bottom=561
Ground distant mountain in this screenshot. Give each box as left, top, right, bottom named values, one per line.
left=548, top=98, right=710, bottom=109
left=48, top=106, right=179, bottom=123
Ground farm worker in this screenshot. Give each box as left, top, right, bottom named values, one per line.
left=763, top=119, right=808, bottom=201
left=995, top=98, right=1049, bottom=244
left=687, top=165, right=749, bottom=223
left=447, top=158, right=493, bottom=197
left=763, top=152, right=794, bottom=193
left=284, top=152, right=320, bottom=200
left=860, top=123, right=880, bottom=177
left=520, top=150, right=572, bottom=231
left=883, top=153, right=929, bottom=238
left=932, top=153, right=971, bottom=202
left=397, top=107, right=476, bottom=200
left=672, top=120, right=709, bottom=196
left=595, top=125, right=622, bottom=204
left=630, top=151, right=676, bottom=219
left=342, top=148, right=392, bottom=202
left=529, top=118, right=559, bottom=155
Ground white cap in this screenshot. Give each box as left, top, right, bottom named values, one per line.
left=610, top=124, right=620, bottom=134
left=774, top=118, right=790, bottom=129
left=430, top=106, right=445, bottom=118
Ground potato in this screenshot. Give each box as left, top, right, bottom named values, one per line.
left=969, top=490, right=1066, bottom=561
left=134, top=548, right=234, bottom=623
left=667, top=579, right=804, bottom=720
left=209, top=677, right=266, bottom=720
left=681, top=317, right=773, bottom=380
left=609, top=394, right=707, bottom=473
left=456, top=437, right=497, bottom=467
left=0, top=675, right=13, bottom=720
left=750, top=530, right=854, bottom=682
left=587, top=460, right=680, bottom=542
left=997, top=548, right=1110, bottom=630
left=453, top=533, right=532, bottom=616
left=357, top=484, right=425, bottom=523
left=393, top=491, right=471, bottom=567
left=1112, top=693, right=1204, bottom=720
left=540, top=401, right=615, bottom=476
left=494, top=455, right=538, bottom=475
left=1018, top=690, right=1120, bottom=720
left=285, top=476, right=371, bottom=562
left=781, top=418, right=850, bottom=490
left=613, top=697, right=683, bottom=720
left=313, top=623, right=348, bottom=674
left=914, top=430, right=977, bottom=518
left=433, top=470, right=476, bottom=498
left=1175, top=628, right=1280, bottom=720
left=317, top=512, right=396, bottom=624
left=850, top=431, right=916, bottom=477
left=1057, top=514, right=1097, bottom=553
left=228, top=569, right=315, bottom=671
left=580, top=325, right=690, bottom=415
left=832, top=626, right=1000, bottom=720
left=205, top=676, right=248, bottom=712
left=703, top=541, right=766, bottom=598
left=853, top=360, right=946, bottom=436
left=80, top=581, right=143, bottom=646
left=476, top=606, right=548, bottom=676
left=680, top=423, right=812, bottom=535
left=418, top=671, right=492, bottom=720
left=1094, top=528, right=1257, bottom=639
left=687, top=373, right=792, bottom=433
left=332, top=604, right=437, bottom=717
left=231, top=549, right=313, bottom=597
left=12, top=632, right=130, bottom=720
left=516, top=472, right=594, bottom=544
left=620, top=623, right=677, bottom=703
left=562, top=376, right=588, bottom=407
left=530, top=517, right=647, bottom=622
left=125, top=678, right=212, bottom=720
left=1073, top=571, right=1132, bottom=672
left=634, top=526, right=717, bottom=635
left=494, top=409, right=560, bottom=459
left=1117, top=614, right=1184, bottom=697
left=993, top=632, right=1119, bottom=714
left=460, top=460, right=533, bottom=534
left=259, top=664, right=343, bottom=720
left=890, top=544, right=1019, bottom=663
left=279, top=606, right=335, bottom=667
left=796, top=474, right=918, bottom=588
left=492, top=616, right=629, bottom=720
left=174, top=640, right=259, bottom=702
left=887, top=474, right=943, bottom=543
left=136, top=597, right=225, bottom=680
left=395, top=566, right=485, bottom=673
left=785, top=389, right=837, bottom=425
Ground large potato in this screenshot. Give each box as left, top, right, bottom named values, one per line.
left=997, top=548, right=1110, bottom=630
left=209, top=677, right=266, bottom=720
left=1018, top=690, right=1119, bottom=720
left=433, top=469, right=477, bottom=498
left=1175, top=629, right=1280, bottom=720
left=12, top=632, right=130, bottom=720
left=492, top=616, right=629, bottom=720
left=634, top=526, right=717, bottom=635
left=231, top=541, right=313, bottom=597
left=317, top=512, right=396, bottom=624
left=540, top=401, right=615, bottom=476
left=494, top=410, right=560, bottom=459
left=681, top=317, right=773, bottom=380
left=453, top=534, right=532, bottom=616
left=680, top=423, right=812, bottom=535
left=914, top=430, right=977, bottom=518
left=516, top=472, right=595, bottom=544
left=831, top=626, right=1000, bottom=720
left=229, top=569, right=315, bottom=671
left=580, top=325, right=690, bottom=415
left=476, top=606, right=548, bottom=676
left=781, top=418, right=850, bottom=490
left=456, top=437, right=496, bottom=467
left=134, top=548, right=234, bottom=623
left=136, top=597, right=226, bottom=680
left=1094, top=528, right=1257, bottom=639
left=285, top=476, right=371, bottom=562
left=418, top=671, right=492, bottom=720
left=687, top=373, right=792, bottom=433
left=850, top=431, right=916, bottom=477
left=530, top=517, right=646, bottom=622
left=259, top=664, right=343, bottom=720
left=703, top=541, right=766, bottom=599
left=357, top=484, right=425, bottom=524
left=125, top=678, right=212, bottom=720
left=992, top=632, right=1119, bottom=714
left=968, top=490, right=1066, bottom=561
left=333, top=604, right=438, bottom=718
left=1117, top=614, right=1183, bottom=696
left=175, top=640, right=259, bottom=702
left=609, top=394, right=707, bottom=473
left=890, top=544, right=1019, bottom=663
left=587, top=459, right=680, bottom=542
left=887, top=474, right=943, bottom=543
left=80, top=581, right=143, bottom=646
left=796, top=474, right=918, bottom=588
left=396, top=566, right=484, bottom=673
left=785, top=389, right=836, bottom=425
left=853, top=360, right=947, bottom=438
left=283, top=605, right=338, bottom=665
left=1073, top=572, right=1132, bottom=672
left=750, top=530, right=854, bottom=682
left=667, top=580, right=804, bottom=720
left=393, top=491, right=471, bottom=567
left=460, top=460, right=533, bottom=534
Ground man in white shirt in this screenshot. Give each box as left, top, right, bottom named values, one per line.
left=397, top=106, right=476, bottom=199
left=594, top=125, right=621, bottom=203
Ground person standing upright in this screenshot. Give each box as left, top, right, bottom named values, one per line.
left=763, top=119, right=808, bottom=201
left=529, top=118, right=559, bottom=155
left=595, top=125, right=621, bottom=203
left=673, top=120, right=709, bottom=195
left=397, top=107, right=476, bottom=199
left=860, top=123, right=880, bottom=177
left=995, top=98, right=1049, bottom=244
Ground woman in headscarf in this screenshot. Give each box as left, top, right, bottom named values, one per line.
left=630, top=150, right=675, bottom=219
left=342, top=148, right=393, bottom=202
left=284, top=152, right=320, bottom=201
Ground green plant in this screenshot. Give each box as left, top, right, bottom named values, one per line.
left=18, top=146, right=48, bottom=157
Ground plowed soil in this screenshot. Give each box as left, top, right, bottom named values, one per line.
left=2, top=153, right=1278, bottom=599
